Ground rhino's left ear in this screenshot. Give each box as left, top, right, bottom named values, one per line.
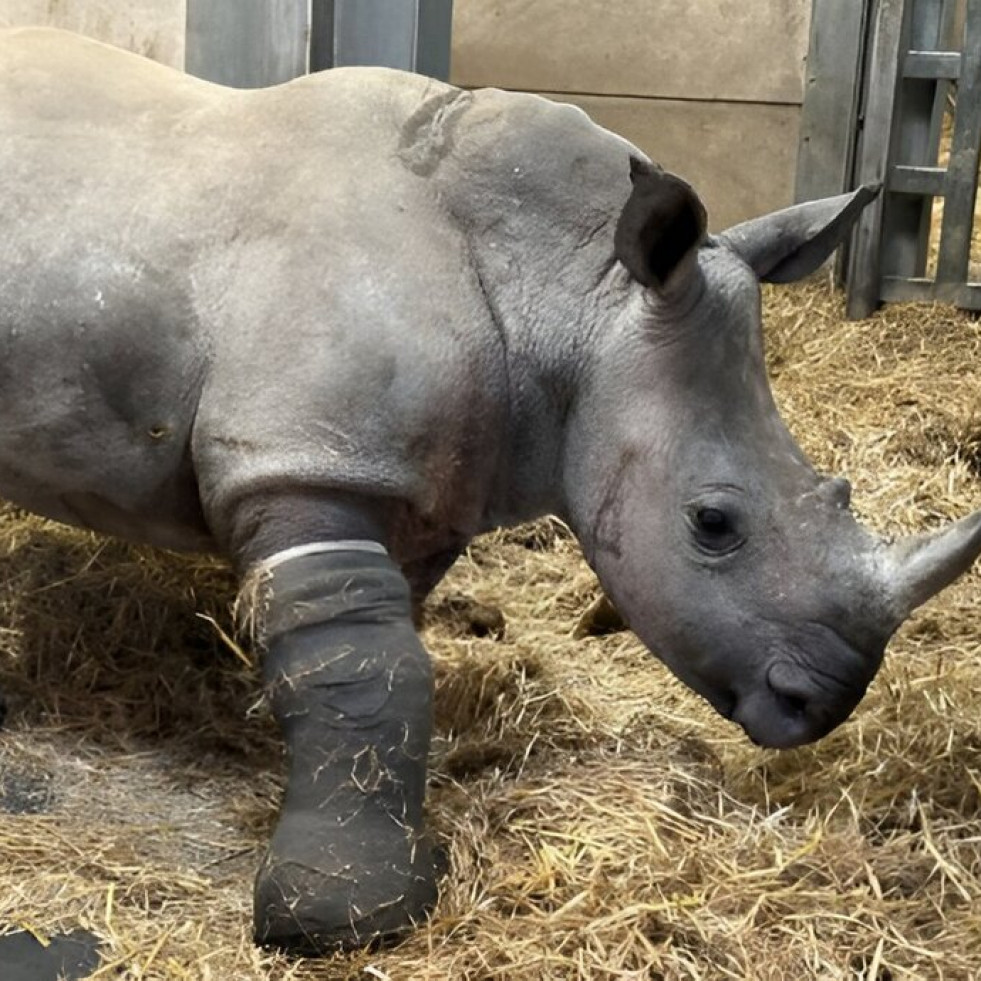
left=614, top=156, right=708, bottom=291
left=718, top=184, right=880, bottom=284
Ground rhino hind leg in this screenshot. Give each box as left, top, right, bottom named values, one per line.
left=404, top=544, right=466, bottom=617
left=250, top=546, right=439, bottom=953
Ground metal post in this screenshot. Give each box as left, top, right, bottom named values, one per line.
left=880, top=0, right=952, bottom=280
left=310, top=0, right=453, bottom=79
left=796, top=0, right=872, bottom=205
left=185, top=0, right=309, bottom=88
left=936, top=0, right=981, bottom=297
left=846, top=0, right=909, bottom=318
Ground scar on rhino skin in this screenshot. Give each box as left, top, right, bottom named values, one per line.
left=590, top=449, right=637, bottom=562
left=398, top=87, right=473, bottom=177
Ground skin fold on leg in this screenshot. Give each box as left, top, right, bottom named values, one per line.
left=250, top=547, right=439, bottom=953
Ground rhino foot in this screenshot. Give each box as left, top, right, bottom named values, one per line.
left=254, top=818, right=441, bottom=954
left=249, top=544, right=438, bottom=955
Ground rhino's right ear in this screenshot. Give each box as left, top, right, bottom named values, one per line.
left=717, top=185, right=880, bottom=284
left=614, top=157, right=707, bottom=291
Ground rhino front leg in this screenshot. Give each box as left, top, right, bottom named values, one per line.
left=247, top=543, right=439, bottom=953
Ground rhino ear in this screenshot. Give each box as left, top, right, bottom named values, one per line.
left=614, top=156, right=707, bottom=291
left=718, top=185, right=881, bottom=284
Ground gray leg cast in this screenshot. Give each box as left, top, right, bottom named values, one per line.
left=251, top=547, right=438, bottom=953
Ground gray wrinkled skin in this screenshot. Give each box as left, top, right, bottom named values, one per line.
left=567, top=256, right=890, bottom=746
left=3, top=29, right=981, bottom=755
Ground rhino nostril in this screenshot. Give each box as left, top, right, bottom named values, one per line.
left=766, top=662, right=813, bottom=720
left=773, top=691, right=808, bottom=719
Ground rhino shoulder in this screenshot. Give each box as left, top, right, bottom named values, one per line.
left=416, top=86, right=642, bottom=233
left=406, top=83, right=637, bottom=181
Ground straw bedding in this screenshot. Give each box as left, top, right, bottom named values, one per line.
left=0, top=280, right=980, bottom=979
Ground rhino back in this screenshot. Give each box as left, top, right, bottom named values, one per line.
left=0, top=29, right=637, bottom=558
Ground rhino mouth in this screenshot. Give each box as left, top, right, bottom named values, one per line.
left=735, top=642, right=874, bottom=749
left=704, top=686, right=738, bottom=722
left=681, top=623, right=879, bottom=749
left=659, top=620, right=880, bottom=748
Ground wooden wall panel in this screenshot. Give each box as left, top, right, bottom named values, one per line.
left=451, top=0, right=810, bottom=105
left=548, top=94, right=801, bottom=231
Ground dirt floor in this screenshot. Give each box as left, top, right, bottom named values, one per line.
left=2, top=280, right=981, bottom=979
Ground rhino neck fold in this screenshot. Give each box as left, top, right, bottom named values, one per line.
left=422, top=87, right=644, bottom=527
left=464, top=234, right=632, bottom=530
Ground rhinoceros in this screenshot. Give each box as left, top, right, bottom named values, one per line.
left=2, top=26, right=980, bottom=954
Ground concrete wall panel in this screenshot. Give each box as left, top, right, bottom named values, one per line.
left=451, top=0, right=810, bottom=105
left=548, top=93, right=801, bottom=230
left=0, top=0, right=185, bottom=68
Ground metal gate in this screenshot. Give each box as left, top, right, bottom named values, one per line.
left=185, top=0, right=453, bottom=89
left=797, top=0, right=981, bottom=318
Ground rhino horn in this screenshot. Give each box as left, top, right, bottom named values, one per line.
left=884, top=509, right=981, bottom=618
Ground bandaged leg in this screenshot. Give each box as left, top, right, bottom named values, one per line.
left=250, top=545, right=438, bottom=953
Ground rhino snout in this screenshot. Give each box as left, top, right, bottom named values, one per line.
left=729, top=640, right=878, bottom=749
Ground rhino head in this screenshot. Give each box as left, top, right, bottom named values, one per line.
left=564, top=159, right=981, bottom=749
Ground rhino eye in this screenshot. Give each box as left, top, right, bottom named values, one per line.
left=690, top=506, right=743, bottom=554
left=696, top=507, right=728, bottom=534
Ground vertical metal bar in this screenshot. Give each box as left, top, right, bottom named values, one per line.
left=414, top=0, right=454, bottom=80
left=936, top=0, right=981, bottom=294
left=847, top=0, right=909, bottom=319
left=185, top=0, right=308, bottom=88
left=796, top=0, right=871, bottom=204
left=332, top=0, right=420, bottom=72
left=837, top=0, right=877, bottom=284
left=312, top=0, right=452, bottom=79
left=919, top=0, right=961, bottom=272
left=880, top=0, right=946, bottom=280
left=939, top=0, right=963, bottom=55
left=310, top=0, right=335, bottom=73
